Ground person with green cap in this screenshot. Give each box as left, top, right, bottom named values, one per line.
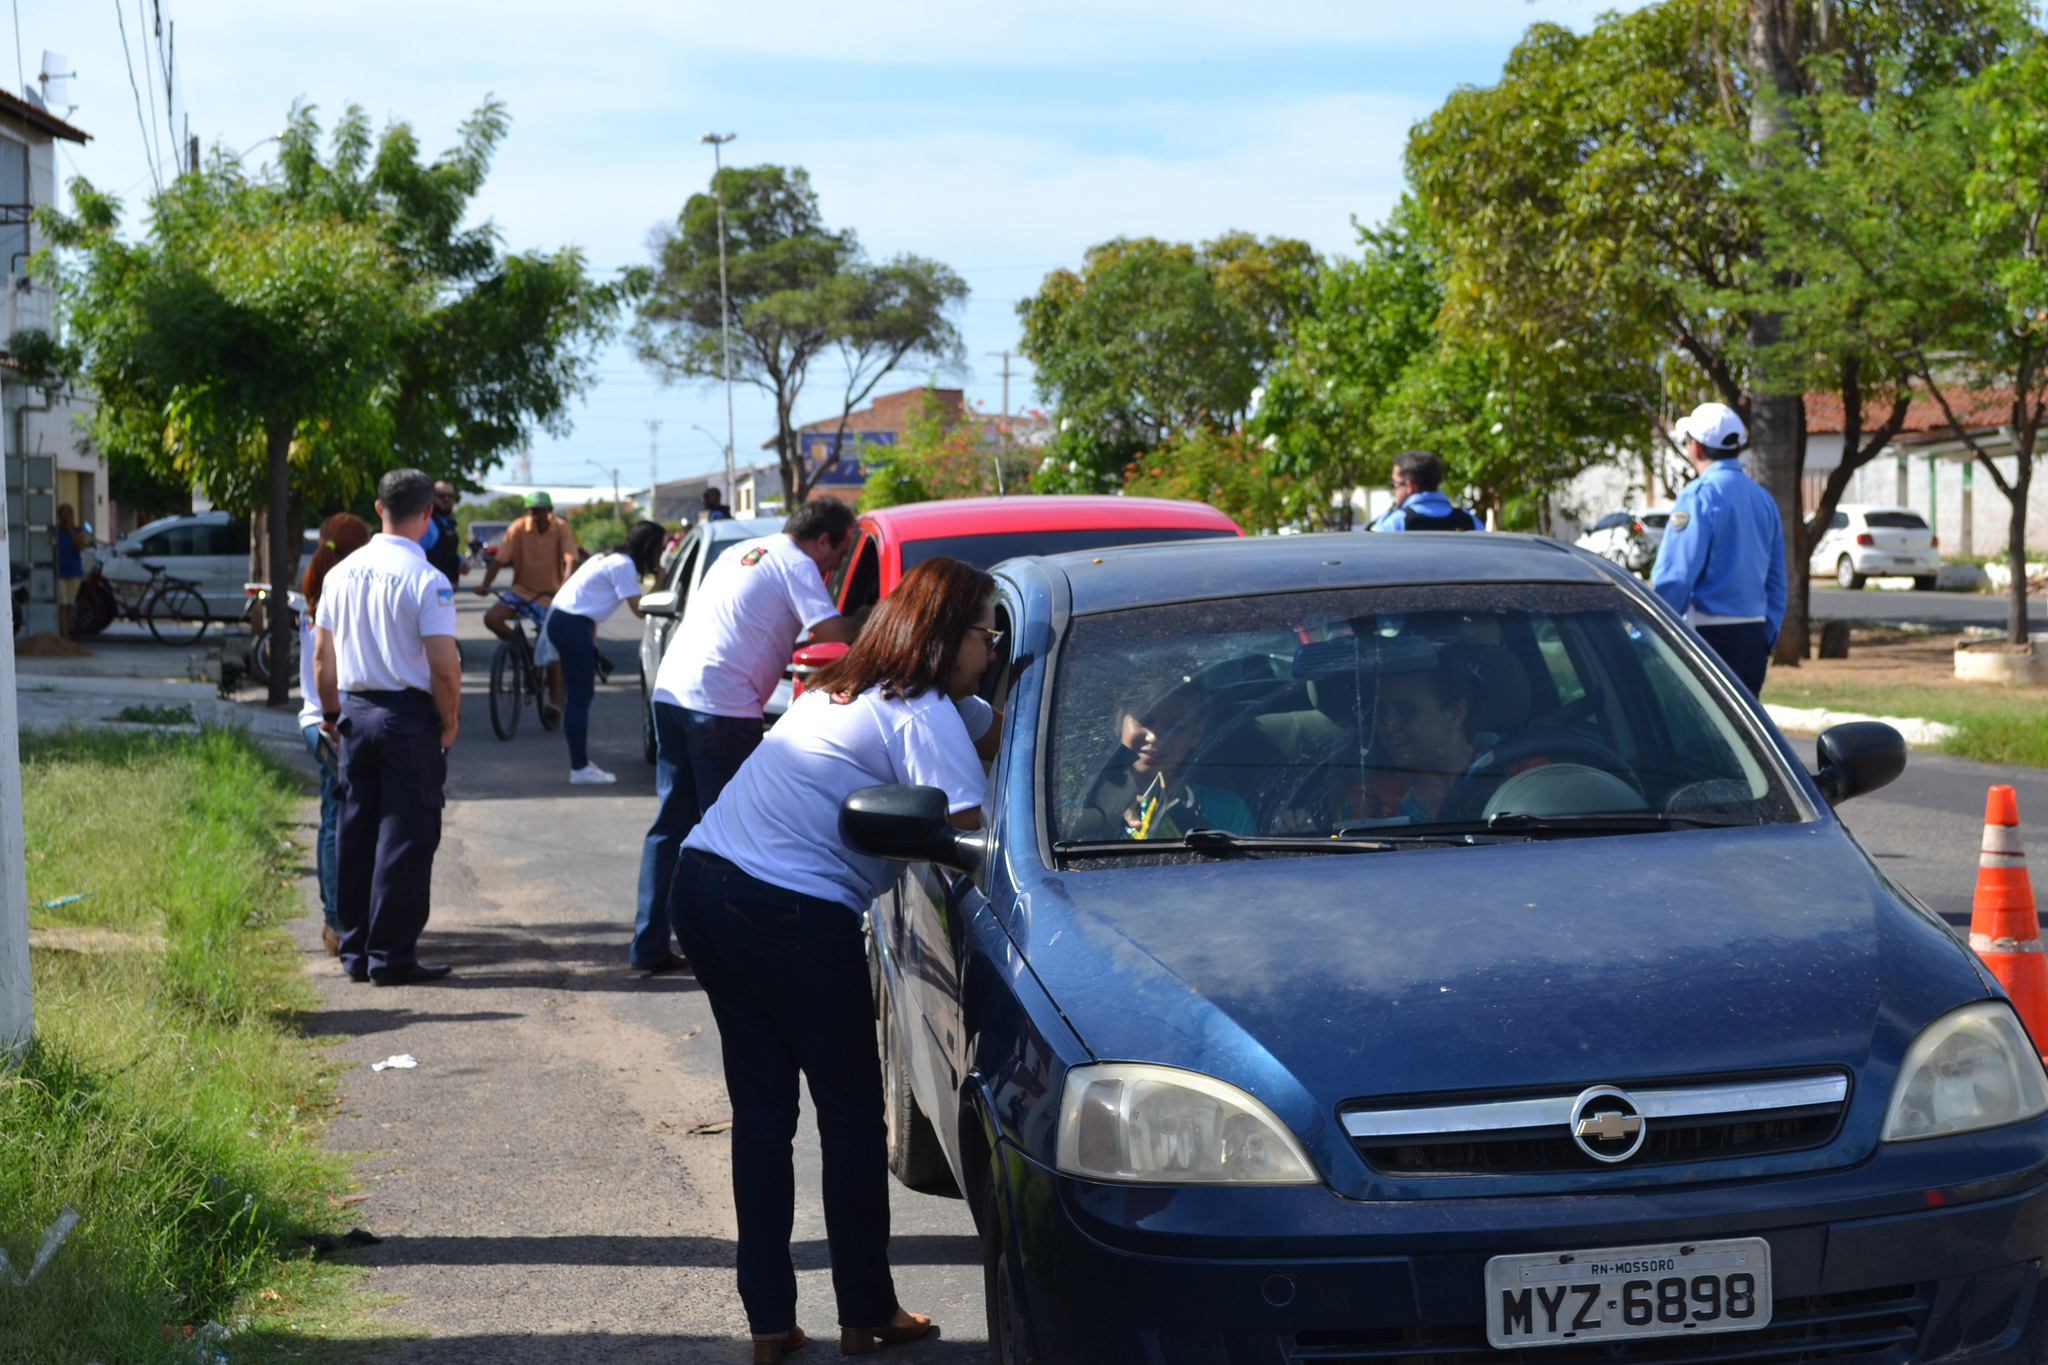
left=475, top=490, right=581, bottom=717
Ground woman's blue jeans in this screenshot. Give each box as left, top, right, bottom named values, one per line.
left=671, top=848, right=898, bottom=1334
left=300, top=722, right=340, bottom=930
left=545, top=609, right=599, bottom=770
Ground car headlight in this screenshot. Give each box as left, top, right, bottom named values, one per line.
left=1054, top=1062, right=1320, bottom=1184
left=1881, top=1002, right=2048, bottom=1142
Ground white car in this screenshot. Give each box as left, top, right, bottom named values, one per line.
left=106, top=512, right=251, bottom=616
left=1574, top=507, right=1673, bottom=574
left=1810, top=504, right=1938, bottom=589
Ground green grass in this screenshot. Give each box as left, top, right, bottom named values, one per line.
left=4, top=727, right=419, bottom=1363
left=1762, top=675, right=2048, bottom=768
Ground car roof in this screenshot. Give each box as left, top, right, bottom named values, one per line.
left=1026, top=530, right=1612, bottom=615
left=706, top=516, right=785, bottom=541
left=861, top=494, right=1237, bottom=539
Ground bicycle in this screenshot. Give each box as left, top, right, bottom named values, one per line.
left=243, top=582, right=304, bottom=686
left=487, top=591, right=563, bottom=740
left=70, top=559, right=212, bottom=646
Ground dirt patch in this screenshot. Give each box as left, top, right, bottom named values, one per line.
left=1785, top=629, right=2029, bottom=691
left=15, top=632, right=95, bottom=658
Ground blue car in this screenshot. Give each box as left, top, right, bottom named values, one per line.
left=841, top=532, right=2048, bottom=1365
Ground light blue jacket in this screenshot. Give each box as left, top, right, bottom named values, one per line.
left=1368, top=490, right=1484, bottom=532
left=1649, top=459, right=1787, bottom=643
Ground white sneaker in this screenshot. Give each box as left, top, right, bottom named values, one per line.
left=569, top=764, right=617, bottom=785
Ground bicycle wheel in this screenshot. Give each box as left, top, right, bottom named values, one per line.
left=146, top=582, right=211, bottom=646
left=251, top=627, right=297, bottom=686
left=70, top=580, right=113, bottom=637
left=489, top=638, right=525, bottom=740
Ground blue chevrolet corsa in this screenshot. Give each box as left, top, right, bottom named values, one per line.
left=839, top=532, right=2048, bottom=1365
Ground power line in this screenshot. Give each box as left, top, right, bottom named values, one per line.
left=135, top=0, right=163, bottom=186
left=112, top=0, right=161, bottom=197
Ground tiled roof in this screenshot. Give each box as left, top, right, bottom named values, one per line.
left=1804, top=386, right=2012, bottom=437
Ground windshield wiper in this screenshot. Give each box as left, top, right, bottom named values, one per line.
left=1051, top=829, right=1481, bottom=859
left=1479, top=811, right=1757, bottom=835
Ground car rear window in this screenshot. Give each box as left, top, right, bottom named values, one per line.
left=1640, top=514, right=1669, bottom=529
left=1047, top=583, right=1799, bottom=851
left=1863, top=512, right=1929, bottom=529
left=901, top=526, right=1235, bottom=572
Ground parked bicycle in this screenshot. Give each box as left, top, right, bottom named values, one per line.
left=487, top=591, right=562, bottom=740
left=242, top=582, right=304, bottom=686
left=69, top=560, right=212, bottom=645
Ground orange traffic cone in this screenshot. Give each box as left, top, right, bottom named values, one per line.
left=1968, top=785, right=2048, bottom=1053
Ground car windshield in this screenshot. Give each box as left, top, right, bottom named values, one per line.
left=1047, top=583, right=1799, bottom=848
left=903, top=526, right=1233, bottom=573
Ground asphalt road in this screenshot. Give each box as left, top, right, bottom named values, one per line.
left=282, top=598, right=2046, bottom=1358
left=290, top=596, right=983, bottom=1361
left=1807, top=586, right=2043, bottom=630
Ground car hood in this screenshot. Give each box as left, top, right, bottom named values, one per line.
left=1011, top=823, right=1985, bottom=1182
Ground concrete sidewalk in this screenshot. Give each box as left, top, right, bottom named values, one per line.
left=13, top=631, right=305, bottom=742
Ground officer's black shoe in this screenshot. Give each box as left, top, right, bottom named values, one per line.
left=346, top=970, right=370, bottom=984
left=370, top=963, right=454, bottom=987
left=635, top=952, right=692, bottom=976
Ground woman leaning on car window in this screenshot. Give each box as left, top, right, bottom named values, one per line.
left=668, top=555, right=1002, bottom=1364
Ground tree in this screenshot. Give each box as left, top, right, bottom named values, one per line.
left=634, top=165, right=966, bottom=507
left=1017, top=234, right=1304, bottom=492
left=817, top=256, right=969, bottom=481
left=857, top=390, right=1034, bottom=510
left=1122, top=430, right=1283, bottom=533
left=46, top=100, right=628, bottom=705
left=1910, top=40, right=2048, bottom=645
left=1249, top=206, right=1441, bottom=529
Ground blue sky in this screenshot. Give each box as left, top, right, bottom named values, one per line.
left=28, top=0, right=1633, bottom=490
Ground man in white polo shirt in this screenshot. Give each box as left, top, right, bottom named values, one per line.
left=315, top=468, right=464, bottom=986
left=630, top=497, right=858, bottom=973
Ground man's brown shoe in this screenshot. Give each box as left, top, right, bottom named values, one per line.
left=322, top=925, right=341, bottom=957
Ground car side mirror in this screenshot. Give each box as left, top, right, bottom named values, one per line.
left=639, top=590, right=678, bottom=619
left=1814, top=721, right=1906, bottom=805
left=840, top=784, right=987, bottom=876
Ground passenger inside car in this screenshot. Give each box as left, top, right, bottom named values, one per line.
left=1067, top=678, right=1257, bottom=841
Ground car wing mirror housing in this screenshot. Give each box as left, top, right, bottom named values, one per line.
left=639, top=590, right=678, bottom=619
left=1814, top=721, right=1906, bottom=805
left=840, top=784, right=987, bottom=876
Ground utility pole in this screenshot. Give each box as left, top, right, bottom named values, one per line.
left=985, top=351, right=1021, bottom=497
left=0, top=423, right=30, bottom=1056
left=647, top=420, right=662, bottom=523
left=985, top=351, right=1016, bottom=419
left=589, top=461, right=622, bottom=523
left=701, top=132, right=738, bottom=509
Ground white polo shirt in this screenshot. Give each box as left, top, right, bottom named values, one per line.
left=321, top=533, right=458, bottom=694
left=685, top=686, right=991, bottom=910
left=551, top=551, right=641, bottom=623
left=653, top=534, right=840, bottom=718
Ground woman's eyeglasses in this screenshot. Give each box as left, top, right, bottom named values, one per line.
left=967, top=624, right=1005, bottom=651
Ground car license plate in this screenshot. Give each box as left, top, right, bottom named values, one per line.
left=1485, top=1238, right=1771, bottom=1349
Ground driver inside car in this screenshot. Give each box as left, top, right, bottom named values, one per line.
left=1069, top=679, right=1257, bottom=841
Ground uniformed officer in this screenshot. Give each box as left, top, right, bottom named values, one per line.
left=314, top=468, right=463, bottom=986
left=1369, top=450, right=1483, bottom=531
left=1649, top=402, right=1787, bottom=695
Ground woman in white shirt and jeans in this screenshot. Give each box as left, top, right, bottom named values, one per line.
left=543, top=520, right=668, bottom=785
left=674, top=557, right=1002, bottom=1363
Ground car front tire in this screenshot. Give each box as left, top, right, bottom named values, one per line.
left=1836, top=555, right=1866, bottom=590
left=983, top=1178, right=1039, bottom=1365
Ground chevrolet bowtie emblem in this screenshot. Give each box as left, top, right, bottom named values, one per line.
left=1576, top=1112, right=1644, bottom=1141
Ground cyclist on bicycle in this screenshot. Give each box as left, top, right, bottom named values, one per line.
left=475, top=491, right=580, bottom=720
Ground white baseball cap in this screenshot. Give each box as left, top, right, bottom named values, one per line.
left=1673, top=402, right=1747, bottom=455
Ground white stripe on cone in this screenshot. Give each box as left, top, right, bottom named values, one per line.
left=1972, top=934, right=2046, bottom=954
left=1983, top=826, right=2027, bottom=855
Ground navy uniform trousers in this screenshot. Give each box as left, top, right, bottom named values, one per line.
left=335, top=688, right=446, bottom=978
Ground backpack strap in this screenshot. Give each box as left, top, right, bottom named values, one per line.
left=1399, top=507, right=1478, bottom=532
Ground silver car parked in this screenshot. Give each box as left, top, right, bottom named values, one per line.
left=633, top=516, right=786, bottom=763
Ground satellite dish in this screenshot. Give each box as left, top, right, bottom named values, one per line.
left=37, top=52, right=76, bottom=116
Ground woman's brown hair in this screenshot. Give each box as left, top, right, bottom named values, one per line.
left=302, top=512, right=373, bottom=617
left=806, top=556, right=993, bottom=702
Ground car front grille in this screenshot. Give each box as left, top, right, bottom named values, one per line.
left=1289, top=1285, right=1926, bottom=1365
left=1343, top=1074, right=1848, bottom=1178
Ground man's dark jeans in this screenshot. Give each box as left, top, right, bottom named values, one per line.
left=631, top=704, right=763, bottom=967
left=335, top=688, right=445, bottom=978
left=671, top=849, right=898, bottom=1334
left=1697, top=620, right=1771, bottom=696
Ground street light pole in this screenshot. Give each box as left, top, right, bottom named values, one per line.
left=647, top=420, right=662, bottom=522
left=589, top=460, right=622, bottom=523
left=701, top=132, right=738, bottom=511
